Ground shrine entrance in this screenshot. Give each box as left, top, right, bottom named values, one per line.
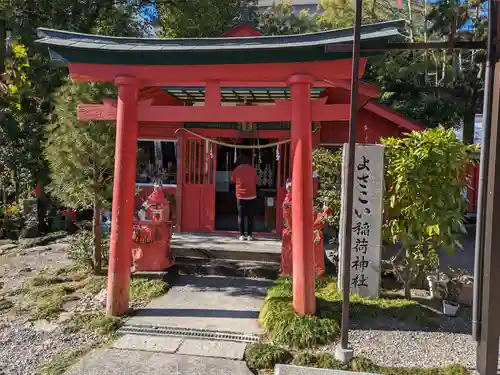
left=214, top=138, right=281, bottom=234
left=35, top=20, right=406, bottom=316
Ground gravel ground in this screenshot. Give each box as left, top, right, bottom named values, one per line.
left=0, top=236, right=108, bottom=375
left=0, top=322, right=104, bottom=375
left=348, top=330, right=480, bottom=370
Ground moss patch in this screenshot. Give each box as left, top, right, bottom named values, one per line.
left=259, top=277, right=441, bottom=349
left=130, top=278, right=169, bottom=305
left=64, top=312, right=123, bottom=335
left=19, top=231, right=68, bottom=249
left=79, top=275, right=107, bottom=295
left=245, top=343, right=293, bottom=371
left=23, top=282, right=76, bottom=320
left=36, top=343, right=97, bottom=375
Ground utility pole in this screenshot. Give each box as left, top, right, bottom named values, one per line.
left=476, top=1, right=500, bottom=374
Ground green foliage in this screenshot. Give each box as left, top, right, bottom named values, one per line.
left=45, top=80, right=116, bottom=274
left=244, top=343, right=292, bottom=370
left=292, top=352, right=347, bottom=369
left=158, top=0, right=257, bottom=38
left=0, top=0, right=148, bottom=216
left=289, top=354, right=469, bottom=375
left=382, top=128, right=476, bottom=297
left=45, top=80, right=116, bottom=210
left=312, top=147, right=342, bottom=228
left=260, top=277, right=442, bottom=349
left=67, top=230, right=109, bottom=271
left=318, top=0, right=409, bottom=28
left=258, top=0, right=320, bottom=35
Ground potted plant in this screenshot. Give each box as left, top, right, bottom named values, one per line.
left=442, top=279, right=461, bottom=317
left=427, top=271, right=450, bottom=299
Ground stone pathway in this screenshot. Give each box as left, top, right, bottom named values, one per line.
left=64, top=275, right=272, bottom=375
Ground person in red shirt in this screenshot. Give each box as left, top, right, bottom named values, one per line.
left=231, top=154, right=258, bottom=241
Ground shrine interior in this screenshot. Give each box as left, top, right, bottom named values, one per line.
left=215, top=138, right=278, bottom=233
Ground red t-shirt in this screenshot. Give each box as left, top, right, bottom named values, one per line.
left=231, top=164, right=258, bottom=199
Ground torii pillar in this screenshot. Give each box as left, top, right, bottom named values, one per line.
left=106, top=76, right=139, bottom=316
left=289, top=74, right=316, bottom=315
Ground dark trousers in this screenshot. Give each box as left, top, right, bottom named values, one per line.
left=237, top=198, right=255, bottom=236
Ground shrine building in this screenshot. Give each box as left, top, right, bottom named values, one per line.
left=37, top=20, right=422, bottom=237
left=36, top=19, right=422, bottom=316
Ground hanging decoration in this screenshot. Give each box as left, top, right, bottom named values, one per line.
left=257, top=138, right=262, bottom=164
left=276, top=145, right=280, bottom=161
left=175, top=128, right=290, bottom=149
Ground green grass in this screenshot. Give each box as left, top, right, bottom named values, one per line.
left=20, top=267, right=169, bottom=321
left=290, top=353, right=469, bottom=375
left=246, top=349, right=469, bottom=375
left=245, top=343, right=293, bottom=371
left=64, top=312, right=123, bottom=335
left=259, top=277, right=441, bottom=349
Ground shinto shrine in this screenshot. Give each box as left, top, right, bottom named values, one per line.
left=36, top=19, right=422, bottom=317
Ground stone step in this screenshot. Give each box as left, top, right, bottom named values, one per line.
left=172, top=257, right=280, bottom=280
left=275, top=365, right=378, bottom=375
left=171, top=244, right=281, bottom=263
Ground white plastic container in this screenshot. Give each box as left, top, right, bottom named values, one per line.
left=442, top=300, right=460, bottom=317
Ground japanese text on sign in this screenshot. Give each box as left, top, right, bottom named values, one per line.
left=339, top=144, right=384, bottom=298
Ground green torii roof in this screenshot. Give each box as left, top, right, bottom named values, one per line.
left=36, top=20, right=406, bottom=66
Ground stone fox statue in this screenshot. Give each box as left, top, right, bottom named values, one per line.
left=280, top=178, right=330, bottom=277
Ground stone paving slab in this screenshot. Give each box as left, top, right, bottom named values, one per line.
left=112, top=334, right=247, bottom=360
left=64, top=348, right=253, bottom=375
left=275, top=365, right=378, bottom=375
left=177, top=338, right=247, bottom=360
left=112, top=334, right=183, bottom=353
left=171, top=233, right=281, bottom=255
left=125, top=275, right=272, bottom=335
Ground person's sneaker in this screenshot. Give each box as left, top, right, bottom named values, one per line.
left=247, top=236, right=253, bottom=241
left=239, top=235, right=246, bottom=241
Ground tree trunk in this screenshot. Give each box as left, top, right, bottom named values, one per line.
left=403, top=265, right=411, bottom=299
left=92, top=194, right=102, bottom=275
left=462, top=105, right=476, bottom=145
left=403, top=248, right=412, bottom=299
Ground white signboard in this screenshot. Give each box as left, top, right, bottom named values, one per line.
left=338, top=144, right=384, bottom=298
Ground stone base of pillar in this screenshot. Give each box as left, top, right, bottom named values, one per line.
left=334, top=344, right=354, bottom=363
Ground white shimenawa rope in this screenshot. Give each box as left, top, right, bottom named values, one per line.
left=175, top=128, right=291, bottom=149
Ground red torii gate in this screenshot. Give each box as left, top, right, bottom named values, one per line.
left=36, top=20, right=405, bottom=317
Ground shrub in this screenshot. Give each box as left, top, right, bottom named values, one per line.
left=259, top=277, right=441, bottom=350
left=312, top=147, right=342, bottom=229
left=68, top=230, right=109, bottom=271
left=292, top=352, right=347, bottom=369
left=259, top=278, right=340, bottom=349
left=383, top=128, right=476, bottom=298
left=245, top=343, right=292, bottom=370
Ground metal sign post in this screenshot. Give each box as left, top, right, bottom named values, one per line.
left=335, top=0, right=363, bottom=363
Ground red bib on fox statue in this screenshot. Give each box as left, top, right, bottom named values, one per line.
left=280, top=178, right=328, bottom=277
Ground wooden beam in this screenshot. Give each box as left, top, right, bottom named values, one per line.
left=326, top=40, right=487, bottom=53
left=78, top=100, right=352, bottom=122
